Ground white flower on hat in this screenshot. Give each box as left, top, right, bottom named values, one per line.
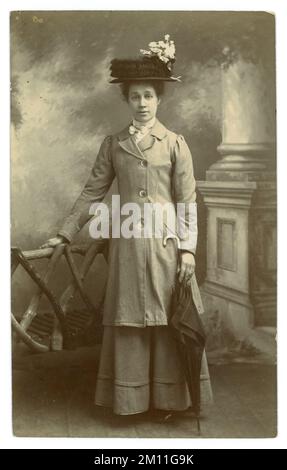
left=140, top=34, right=176, bottom=71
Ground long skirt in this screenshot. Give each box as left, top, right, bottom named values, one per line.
left=95, top=325, right=213, bottom=415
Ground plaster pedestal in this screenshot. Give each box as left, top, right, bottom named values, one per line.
left=197, top=57, right=276, bottom=348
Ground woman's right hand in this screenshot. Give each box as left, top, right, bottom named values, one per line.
left=40, top=235, right=67, bottom=249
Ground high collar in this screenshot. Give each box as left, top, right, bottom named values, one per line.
left=132, top=116, right=156, bottom=130
left=117, top=118, right=167, bottom=142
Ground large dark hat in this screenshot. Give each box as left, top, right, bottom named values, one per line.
left=109, top=35, right=181, bottom=83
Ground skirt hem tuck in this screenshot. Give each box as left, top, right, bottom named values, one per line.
left=94, top=325, right=213, bottom=416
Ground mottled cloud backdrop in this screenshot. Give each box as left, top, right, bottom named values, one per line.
left=11, top=11, right=274, bottom=312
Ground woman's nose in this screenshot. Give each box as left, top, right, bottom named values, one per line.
left=139, top=96, right=147, bottom=107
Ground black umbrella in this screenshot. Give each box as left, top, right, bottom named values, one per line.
left=169, top=277, right=206, bottom=433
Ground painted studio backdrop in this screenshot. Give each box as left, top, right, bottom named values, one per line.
left=11, top=11, right=276, bottom=351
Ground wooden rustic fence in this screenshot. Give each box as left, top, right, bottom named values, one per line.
left=11, top=240, right=108, bottom=353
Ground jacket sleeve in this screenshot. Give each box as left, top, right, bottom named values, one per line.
left=58, top=135, right=115, bottom=242
left=172, top=134, right=198, bottom=254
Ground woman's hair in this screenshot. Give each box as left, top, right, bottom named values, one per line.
left=120, top=80, right=165, bottom=101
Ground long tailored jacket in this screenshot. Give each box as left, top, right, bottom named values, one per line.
left=58, top=118, right=204, bottom=327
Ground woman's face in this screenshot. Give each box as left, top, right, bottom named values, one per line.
left=127, top=82, right=161, bottom=123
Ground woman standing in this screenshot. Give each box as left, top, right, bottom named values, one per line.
left=42, top=36, right=211, bottom=419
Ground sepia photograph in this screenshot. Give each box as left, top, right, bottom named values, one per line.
left=10, top=10, right=277, bottom=439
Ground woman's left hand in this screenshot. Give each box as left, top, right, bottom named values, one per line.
left=178, top=251, right=196, bottom=286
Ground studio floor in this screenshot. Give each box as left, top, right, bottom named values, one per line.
left=12, top=344, right=277, bottom=439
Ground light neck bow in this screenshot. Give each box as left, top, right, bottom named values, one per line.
left=128, top=117, right=156, bottom=141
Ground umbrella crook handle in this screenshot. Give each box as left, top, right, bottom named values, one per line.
left=163, top=234, right=181, bottom=249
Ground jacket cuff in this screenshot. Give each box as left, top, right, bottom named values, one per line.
left=57, top=230, right=73, bottom=243
left=179, top=239, right=197, bottom=254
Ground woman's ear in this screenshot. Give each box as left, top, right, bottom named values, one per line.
left=158, top=97, right=161, bottom=105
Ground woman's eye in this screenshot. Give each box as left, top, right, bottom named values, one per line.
left=129, top=94, right=153, bottom=101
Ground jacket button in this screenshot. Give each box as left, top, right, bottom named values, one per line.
left=139, top=160, right=147, bottom=167
left=139, top=189, right=147, bottom=198
left=137, top=217, right=145, bottom=229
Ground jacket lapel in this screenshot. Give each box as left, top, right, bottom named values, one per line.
left=117, top=118, right=167, bottom=159
left=137, top=133, right=156, bottom=153
left=117, top=125, right=144, bottom=160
